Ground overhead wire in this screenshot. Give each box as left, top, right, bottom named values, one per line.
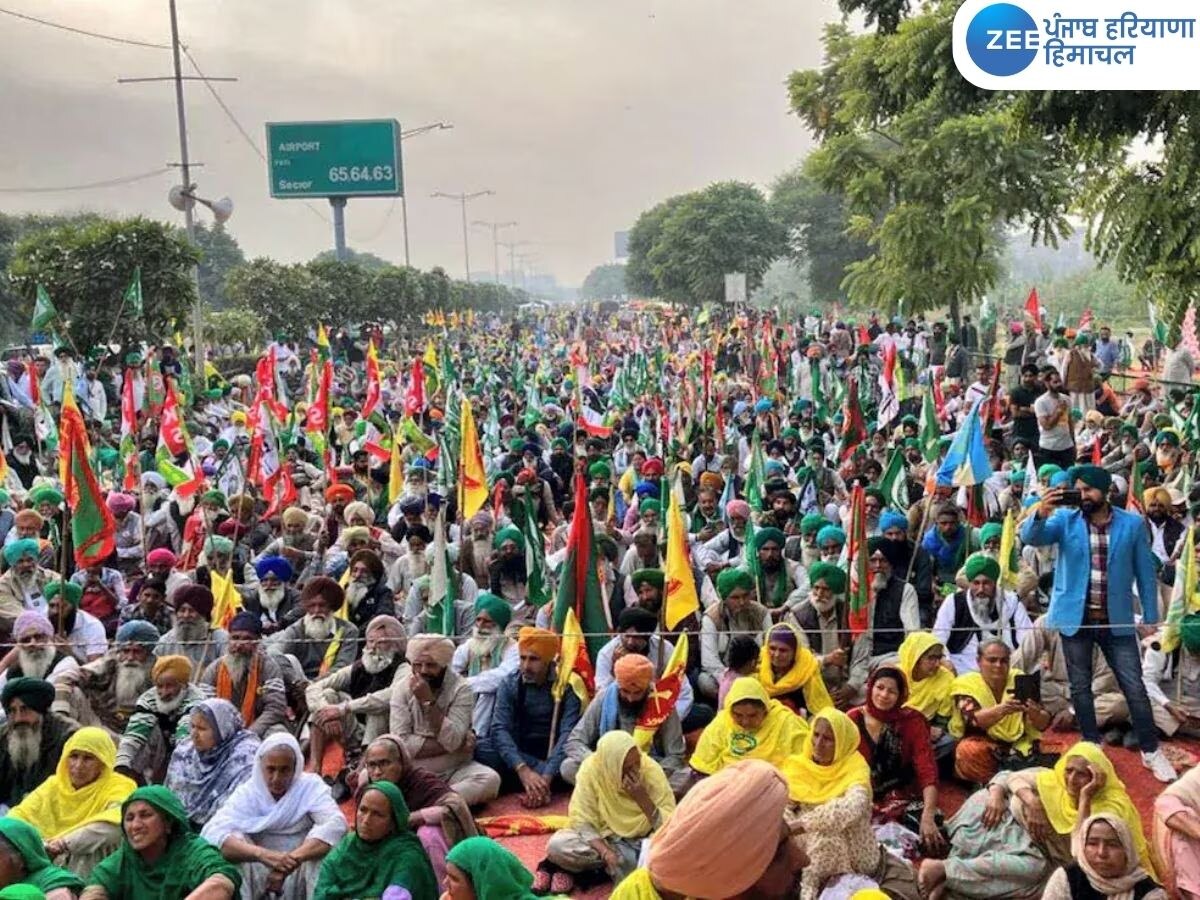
left=0, top=167, right=172, bottom=193
left=0, top=4, right=170, bottom=49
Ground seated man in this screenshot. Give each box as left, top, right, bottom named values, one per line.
left=480, top=626, right=580, bottom=808
left=0, top=612, right=79, bottom=700
left=933, top=555, right=1032, bottom=675
left=239, top=555, right=300, bottom=635
left=750, top=527, right=808, bottom=622
left=562, top=653, right=687, bottom=785
left=68, top=564, right=127, bottom=636
left=200, top=611, right=288, bottom=738
left=53, top=620, right=158, bottom=738
left=305, top=614, right=407, bottom=772
left=453, top=593, right=518, bottom=745
left=116, top=575, right=173, bottom=636
left=266, top=577, right=359, bottom=680
left=0, top=538, right=58, bottom=636
left=1142, top=621, right=1200, bottom=742
left=594, top=607, right=698, bottom=729
left=200, top=733, right=346, bottom=899
left=948, top=638, right=1052, bottom=784
left=388, top=635, right=501, bottom=806
left=699, top=568, right=771, bottom=702
left=154, top=584, right=228, bottom=675
left=342, top=548, right=396, bottom=631
left=791, top=562, right=854, bottom=708
left=45, top=582, right=107, bottom=663
left=403, top=574, right=475, bottom=638
left=0, top=677, right=76, bottom=809
left=115, top=654, right=205, bottom=784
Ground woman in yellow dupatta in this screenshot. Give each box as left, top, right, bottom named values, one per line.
left=689, top=677, right=809, bottom=778
left=898, top=632, right=954, bottom=721
left=9, top=727, right=136, bottom=876
left=947, top=639, right=1051, bottom=784
left=758, top=623, right=833, bottom=716
left=782, top=709, right=916, bottom=900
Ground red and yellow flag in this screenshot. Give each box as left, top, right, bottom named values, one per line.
left=59, top=380, right=116, bottom=567
left=633, top=633, right=689, bottom=751
left=552, top=607, right=594, bottom=711
left=664, top=490, right=699, bottom=629
left=459, top=398, right=488, bottom=520
left=361, top=340, right=381, bottom=420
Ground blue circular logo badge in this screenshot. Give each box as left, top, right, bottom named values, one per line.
left=966, top=3, right=1039, bottom=76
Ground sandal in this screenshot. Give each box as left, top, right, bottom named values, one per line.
left=550, top=871, right=575, bottom=894
left=531, top=865, right=554, bottom=895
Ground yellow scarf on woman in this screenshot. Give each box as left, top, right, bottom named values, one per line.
left=947, top=668, right=1039, bottom=753
left=898, top=632, right=954, bottom=721
left=9, top=726, right=136, bottom=841
left=757, top=623, right=833, bottom=714
left=570, top=731, right=676, bottom=840
left=690, top=677, right=809, bottom=775
left=1035, top=742, right=1157, bottom=877
left=780, top=708, right=872, bottom=805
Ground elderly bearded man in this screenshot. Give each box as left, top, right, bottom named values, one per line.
left=154, top=584, right=228, bottom=674
left=305, top=614, right=407, bottom=772
left=200, top=611, right=288, bottom=738
left=389, top=635, right=501, bottom=806
left=343, top=549, right=396, bottom=631
left=240, top=555, right=300, bottom=635
left=0, top=612, right=79, bottom=701
left=116, top=654, right=205, bottom=783
left=256, top=506, right=320, bottom=581
left=453, top=593, right=518, bottom=751
left=45, top=582, right=106, bottom=663
left=0, top=539, right=57, bottom=637
left=53, top=620, right=159, bottom=737
left=0, top=677, right=76, bottom=808
left=266, top=577, right=359, bottom=680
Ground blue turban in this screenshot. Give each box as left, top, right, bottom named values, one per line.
left=1049, top=470, right=1071, bottom=488
left=754, top=398, right=773, bottom=414
left=816, top=525, right=846, bottom=547
left=879, top=509, right=908, bottom=533
left=254, top=555, right=294, bottom=583
left=115, top=619, right=161, bottom=650
left=634, top=480, right=660, bottom=499
left=2, top=539, right=39, bottom=567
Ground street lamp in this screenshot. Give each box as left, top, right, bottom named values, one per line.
left=473, top=220, right=517, bottom=284
left=399, top=122, right=453, bottom=267
left=431, top=190, right=494, bottom=282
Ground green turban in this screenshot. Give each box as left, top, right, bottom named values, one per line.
left=1155, top=430, right=1181, bottom=448
left=752, top=527, right=786, bottom=552
left=493, top=525, right=524, bottom=551
left=588, top=461, right=612, bottom=480
left=44, top=580, right=83, bottom=607
left=963, top=554, right=1000, bottom=583
left=508, top=438, right=525, bottom=453
left=205, top=536, right=234, bottom=556
left=95, top=447, right=119, bottom=467
left=473, top=592, right=512, bottom=630
left=807, top=561, right=846, bottom=594
left=1119, top=424, right=1139, bottom=440
left=816, top=525, right=846, bottom=547
left=639, top=499, right=661, bottom=516
left=1037, top=464, right=1063, bottom=481
left=716, top=567, right=754, bottom=600
left=2, top=539, right=40, bottom=566
left=1067, top=464, right=1113, bottom=493
left=200, top=490, right=227, bottom=509
left=978, top=522, right=1003, bottom=545
left=28, top=486, right=64, bottom=507
left=800, top=513, right=827, bottom=536
left=630, top=568, right=665, bottom=592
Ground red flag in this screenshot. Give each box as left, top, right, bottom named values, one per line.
left=262, top=465, right=297, bottom=520
left=1024, top=287, right=1042, bottom=331
left=361, top=340, right=381, bottom=420
left=307, top=360, right=332, bottom=436
left=1079, top=308, right=1094, bottom=332
left=405, top=358, right=426, bottom=416
left=119, top=370, right=139, bottom=491
left=24, top=361, right=40, bottom=406
left=846, top=484, right=870, bottom=638
left=254, top=351, right=288, bottom=421
left=980, top=361, right=1003, bottom=432
left=552, top=472, right=610, bottom=661
left=1092, top=434, right=1102, bottom=465
left=839, top=377, right=867, bottom=463
left=59, top=384, right=116, bottom=568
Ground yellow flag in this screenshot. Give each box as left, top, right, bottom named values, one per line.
left=664, top=492, right=699, bottom=629
left=1162, top=525, right=1197, bottom=653
left=388, top=422, right=404, bottom=505
left=998, top=509, right=1018, bottom=589
left=423, top=339, right=439, bottom=371
left=633, top=633, right=689, bottom=751
left=459, top=398, right=488, bottom=520
left=553, top=607, right=592, bottom=710
left=209, top=568, right=243, bottom=631
left=316, top=322, right=330, bottom=351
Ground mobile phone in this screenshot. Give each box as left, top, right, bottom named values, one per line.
left=1012, top=672, right=1041, bottom=703
left=1058, top=489, right=1083, bottom=507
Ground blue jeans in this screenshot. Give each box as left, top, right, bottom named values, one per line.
left=1061, top=628, right=1158, bottom=752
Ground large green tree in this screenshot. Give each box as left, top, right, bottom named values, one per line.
left=193, top=222, right=245, bottom=310
left=8, top=216, right=200, bottom=353
left=626, top=195, right=687, bottom=297
left=224, top=258, right=323, bottom=341
left=305, top=258, right=376, bottom=333
left=311, top=248, right=393, bottom=271
left=580, top=263, right=627, bottom=300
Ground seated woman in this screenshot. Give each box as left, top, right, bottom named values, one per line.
left=9, top=727, right=136, bottom=877
left=675, top=677, right=808, bottom=796
left=897, top=632, right=955, bottom=764
left=1154, top=764, right=1200, bottom=899
left=164, top=699, right=260, bottom=829
left=947, top=639, right=1051, bottom=784
left=847, top=666, right=945, bottom=855
left=0, top=817, right=84, bottom=900
left=757, top=623, right=833, bottom=716
left=443, top=837, right=538, bottom=900
left=541, top=731, right=675, bottom=895
left=612, top=759, right=805, bottom=900
left=1043, top=813, right=1165, bottom=900
left=201, top=733, right=347, bottom=899
left=312, top=781, right=438, bottom=900
left=359, top=735, right=478, bottom=885
left=782, top=708, right=917, bottom=900
left=81, top=785, right=240, bottom=900
left=716, top=635, right=763, bottom=709
left=920, top=742, right=1154, bottom=900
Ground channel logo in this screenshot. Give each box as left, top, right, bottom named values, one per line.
left=964, top=3, right=1040, bottom=76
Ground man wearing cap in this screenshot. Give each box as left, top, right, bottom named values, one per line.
left=934, top=553, right=1033, bottom=675
left=453, top=593, right=519, bottom=753
left=699, top=568, right=771, bottom=701
left=4, top=436, right=41, bottom=490
left=238, top=555, right=300, bottom=635
left=750, top=527, right=808, bottom=622
left=266, top=576, right=359, bottom=680
left=106, top=491, right=143, bottom=577
left=480, top=626, right=579, bottom=808
left=0, top=539, right=58, bottom=638
left=0, top=676, right=76, bottom=807
left=44, top=581, right=106, bottom=663
left=389, top=635, right=501, bottom=806
left=54, top=619, right=159, bottom=737
left=116, top=654, right=205, bottom=783
left=388, top=524, right=432, bottom=597
left=199, top=610, right=288, bottom=738
left=306, top=613, right=407, bottom=766
left=154, top=584, right=228, bottom=674
left=1022, top=463, right=1176, bottom=782
left=342, top=548, right=396, bottom=632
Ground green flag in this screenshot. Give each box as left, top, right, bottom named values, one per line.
left=919, top=390, right=940, bottom=463
left=429, top=507, right=458, bottom=636
left=521, top=492, right=550, bottom=607
left=878, top=447, right=910, bottom=510
left=124, top=268, right=144, bottom=318
left=745, top=430, right=766, bottom=513
left=31, top=284, right=57, bottom=331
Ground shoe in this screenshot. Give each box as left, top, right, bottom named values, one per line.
left=1102, top=729, right=1124, bottom=746
left=1121, top=730, right=1140, bottom=750
left=1143, top=749, right=1177, bottom=783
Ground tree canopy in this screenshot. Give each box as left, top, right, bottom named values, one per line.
left=193, top=222, right=245, bottom=310
left=580, top=263, right=627, bottom=301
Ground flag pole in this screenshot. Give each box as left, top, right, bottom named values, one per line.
left=547, top=691, right=563, bottom=758
left=907, top=489, right=935, bottom=583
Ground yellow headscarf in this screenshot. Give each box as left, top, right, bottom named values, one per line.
left=898, top=632, right=954, bottom=721
left=780, top=708, right=872, bottom=805
left=570, top=731, right=676, bottom=840
left=947, top=668, right=1040, bottom=754
left=9, top=727, right=136, bottom=841
left=1034, top=742, right=1157, bottom=878
left=690, top=677, right=809, bottom=775
left=757, top=623, right=833, bottom=714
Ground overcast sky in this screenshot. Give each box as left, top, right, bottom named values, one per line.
left=0, top=0, right=835, bottom=286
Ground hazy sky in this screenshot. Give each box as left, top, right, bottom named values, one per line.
left=0, top=0, right=836, bottom=286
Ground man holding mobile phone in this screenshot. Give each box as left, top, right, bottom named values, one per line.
left=1021, top=464, right=1176, bottom=782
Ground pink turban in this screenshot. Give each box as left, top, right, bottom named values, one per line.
left=13, top=611, right=53, bottom=640
left=106, top=493, right=136, bottom=516
left=647, top=759, right=791, bottom=896
left=725, top=499, right=751, bottom=519
left=146, top=548, right=177, bottom=567
left=614, top=653, right=655, bottom=693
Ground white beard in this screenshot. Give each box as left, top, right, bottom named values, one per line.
left=156, top=690, right=185, bottom=715
left=115, top=662, right=151, bottom=708
left=811, top=593, right=838, bottom=614
left=14, top=571, right=38, bottom=594
left=13, top=450, right=31, bottom=464
left=467, top=630, right=506, bottom=666
left=7, top=722, right=41, bottom=771
left=303, top=614, right=334, bottom=640
left=405, top=552, right=428, bottom=578
left=361, top=649, right=394, bottom=674
left=259, top=585, right=286, bottom=614
left=175, top=620, right=210, bottom=643
left=16, top=646, right=52, bottom=680
left=345, top=581, right=370, bottom=610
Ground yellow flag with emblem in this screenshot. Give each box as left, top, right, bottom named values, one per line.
left=664, top=491, right=699, bottom=629
left=633, top=633, right=689, bottom=751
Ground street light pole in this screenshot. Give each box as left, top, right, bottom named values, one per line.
left=498, top=239, right=531, bottom=289
left=431, top=190, right=493, bottom=282
left=473, top=220, right=517, bottom=283
left=399, top=123, right=453, bottom=268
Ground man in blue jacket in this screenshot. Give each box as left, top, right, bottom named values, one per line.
left=1021, top=463, right=1177, bottom=782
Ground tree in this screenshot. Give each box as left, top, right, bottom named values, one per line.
left=369, top=265, right=426, bottom=332
left=770, top=166, right=871, bottom=303
left=305, top=258, right=376, bottom=333
left=193, top=222, right=245, bottom=309
left=311, top=248, right=393, bottom=271
left=8, top=216, right=200, bottom=353
left=580, top=263, right=627, bottom=300
left=626, top=195, right=687, bottom=297
left=204, top=307, right=265, bottom=353
left=422, top=267, right=452, bottom=311
left=224, top=258, right=323, bottom=341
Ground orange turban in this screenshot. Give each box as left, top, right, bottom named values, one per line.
left=614, top=653, right=655, bottom=693
left=698, top=471, right=725, bottom=493
left=324, top=484, right=355, bottom=504
left=151, top=655, right=193, bottom=684
left=517, top=627, right=558, bottom=662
